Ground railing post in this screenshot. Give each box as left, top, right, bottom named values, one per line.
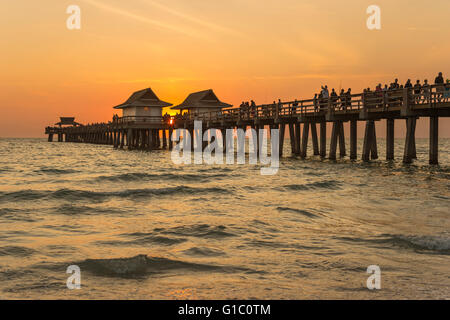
left=359, top=93, right=369, bottom=120
left=401, top=87, right=414, bottom=117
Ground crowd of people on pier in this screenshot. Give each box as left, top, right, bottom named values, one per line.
left=238, top=72, right=449, bottom=117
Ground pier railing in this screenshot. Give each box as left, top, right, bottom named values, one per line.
left=177, top=84, right=449, bottom=123
left=114, top=116, right=165, bottom=124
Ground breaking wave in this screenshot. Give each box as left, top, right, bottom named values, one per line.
left=283, top=180, right=342, bottom=191
left=77, top=254, right=248, bottom=278
left=0, top=186, right=231, bottom=202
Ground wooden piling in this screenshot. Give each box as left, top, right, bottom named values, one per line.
left=320, top=122, right=326, bottom=158
left=370, top=121, right=378, bottom=160
left=311, top=123, right=319, bottom=156
left=386, top=119, right=395, bottom=160
left=350, top=120, right=357, bottom=160
left=429, top=116, right=438, bottom=164
left=169, top=128, right=174, bottom=150
left=279, top=123, right=285, bottom=157
left=362, top=121, right=372, bottom=162
left=289, top=123, right=296, bottom=155
left=403, top=118, right=416, bottom=164
left=301, top=122, right=309, bottom=158
left=162, top=129, right=167, bottom=149
left=295, top=123, right=301, bottom=156
left=329, top=122, right=338, bottom=160
left=338, top=121, right=346, bottom=157
left=411, top=118, right=417, bottom=159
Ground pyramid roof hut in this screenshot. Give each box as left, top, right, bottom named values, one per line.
left=113, top=88, right=172, bottom=122
left=55, top=117, right=81, bottom=127
left=172, top=89, right=232, bottom=114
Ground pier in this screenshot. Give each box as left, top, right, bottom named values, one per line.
left=45, top=84, right=450, bottom=164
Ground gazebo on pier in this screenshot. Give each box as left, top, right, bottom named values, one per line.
left=55, top=117, right=81, bottom=127
left=172, top=89, right=232, bottom=116
left=114, top=88, right=172, bottom=123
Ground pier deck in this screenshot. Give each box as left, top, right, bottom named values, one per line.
left=45, top=85, right=450, bottom=164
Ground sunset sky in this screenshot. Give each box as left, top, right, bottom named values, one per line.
left=1, top=0, right=449, bottom=137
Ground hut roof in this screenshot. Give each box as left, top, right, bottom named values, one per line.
left=114, top=88, right=172, bottom=109
left=55, top=117, right=80, bottom=126
left=172, top=89, right=232, bottom=110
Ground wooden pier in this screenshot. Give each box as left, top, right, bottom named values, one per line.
left=45, top=84, right=450, bottom=164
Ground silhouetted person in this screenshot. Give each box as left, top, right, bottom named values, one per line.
left=435, top=72, right=444, bottom=102
left=405, top=79, right=412, bottom=88
left=413, top=80, right=421, bottom=103
left=422, top=79, right=430, bottom=103
left=346, top=88, right=352, bottom=109
left=292, top=99, right=298, bottom=115
left=339, top=89, right=346, bottom=110
left=250, top=100, right=256, bottom=117
left=330, top=88, right=338, bottom=108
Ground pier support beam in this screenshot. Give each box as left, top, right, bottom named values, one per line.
left=127, top=129, right=133, bottom=150
left=295, top=123, right=301, bottom=156
left=350, top=120, right=357, bottom=160
left=289, top=123, right=296, bottom=155
left=320, top=122, right=326, bottom=158
left=429, top=116, right=439, bottom=165
left=251, top=126, right=258, bottom=156
left=403, top=118, right=416, bottom=164
left=120, top=130, right=125, bottom=149
left=169, top=128, right=174, bottom=150
left=338, top=121, right=346, bottom=157
left=386, top=119, right=395, bottom=160
left=370, top=122, right=378, bottom=160
left=162, top=129, right=167, bottom=149
left=361, top=120, right=378, bottom=162
left=301, top=122, right=309, bottom=158
left=311, top=123, right=319, bottom=156
left=329, top=122, right=338, bottom=160
left=279, top=123, right=285, bottom=157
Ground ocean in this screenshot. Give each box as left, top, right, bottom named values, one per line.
left=0, top=137, right=449, bottom=299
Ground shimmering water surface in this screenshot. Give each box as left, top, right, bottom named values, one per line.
left=0, top=138, right=449, bottom=299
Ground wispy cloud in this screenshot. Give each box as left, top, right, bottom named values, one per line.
left=140, top=0, right=241, bottom=37
left=80, top=0, right=205, bottom=39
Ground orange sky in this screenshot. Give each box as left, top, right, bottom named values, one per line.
left=0, top=0, right=449, bottom=138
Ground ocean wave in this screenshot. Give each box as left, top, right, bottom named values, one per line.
left=34, top=168, right=78, bottom=175
left=93, top=172, right=232, bottom=183
left=338, top=234, right=450, bottom=254
left=276, top=207, right=319, bottom=218
left=283, top=180, right=342, bottom=191
left=389, top=235, right=450, bottom=253
left=0, top=186, right=231, bottom=202
left=52, top=204, right=125, bottom=215
left=76, top=254, right=247, bottom=278
left=182, top=247, right=226, bottom=257
left=158, top=224, right=236, bottom=239
left=0, top=246, right=36, bottom=257
left=97, top=233, right=187, bottom=247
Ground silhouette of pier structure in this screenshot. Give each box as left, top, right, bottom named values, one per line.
left=45, top=84, right=450, bottom=164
